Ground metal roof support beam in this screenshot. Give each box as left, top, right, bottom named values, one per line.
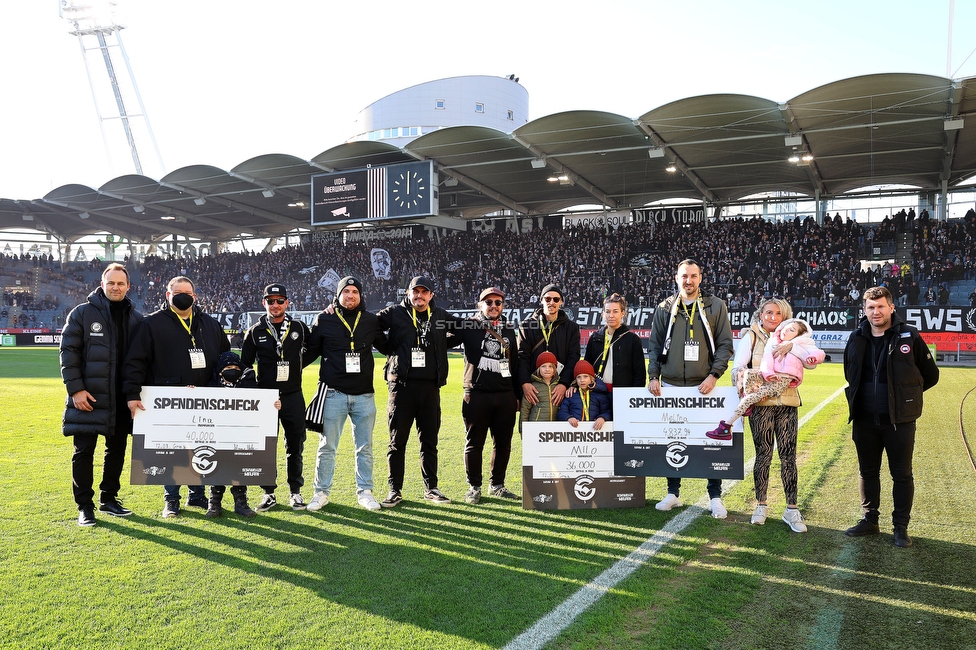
left=633, top=120, right=717, bottom=203
left=227, top=171, right=303, bottom=201
left=36, top=199, right=166, bottom=241
left=940, top=81, right=964, bottom=184
left=159, top=181, right=303, bottom=230
left=508, top=134, right=617, bottom=209
left=434, top=168, right=531, bottom=215
left=779, top=102, right=827, bottom=195
left=98, top=189, right=260, bottom=237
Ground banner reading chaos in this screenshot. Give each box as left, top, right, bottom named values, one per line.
left=130, top=386, right=279, bottom=486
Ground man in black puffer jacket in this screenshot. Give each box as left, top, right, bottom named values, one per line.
left=60, top=263, right=144, bottom=527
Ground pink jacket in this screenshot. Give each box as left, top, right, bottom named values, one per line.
left=759, top=320, right=824, bottom=386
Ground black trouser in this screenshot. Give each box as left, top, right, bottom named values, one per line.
left=666, top=477, right=723, bottom=500
left=72, top=430, right=129, bottom=509
left=210, top=485, right=247, bottom=498
left=463, top=390, right=517, bottom=488
left=261, top=390, right=307, bottom=494
left=853, top=419, right=916, bottom=528
left=387, top=380, right=440, bottom=492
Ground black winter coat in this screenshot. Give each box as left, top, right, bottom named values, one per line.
left=305, top=297, right=388, bottom=395
left=240, top=314, right=311, bottom=394
left=376, top=298, right=460, bottom=387
left=584, top=324, right=646, bottom=389
left=122, top=306, right=230, bottom=400
left=844, top=312, right=939, bottom=424
left=60, top=289, right=143, bottom=437
left=516, top=308, right=581, bottom=388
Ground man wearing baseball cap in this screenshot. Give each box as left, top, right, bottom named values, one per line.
left=240, top=283, right=312, bottom=511
left=454, top=287, right=521, bottom=504
left=375, top=276, right=461, bottom=506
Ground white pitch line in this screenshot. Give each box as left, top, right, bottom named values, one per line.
left=504, top=385, right=847, bottom=650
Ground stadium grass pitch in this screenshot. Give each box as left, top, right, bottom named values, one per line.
left=1, top=348, right=974, bottom=650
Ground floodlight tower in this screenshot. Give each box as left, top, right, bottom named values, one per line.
left=59, top=0, right=165, bottom=178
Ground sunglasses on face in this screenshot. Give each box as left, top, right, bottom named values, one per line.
left=484, top=299, right=504, bottom=307
left=266, top=298, right=287, bottom=305
left=543, top=296, right=562, bottom=303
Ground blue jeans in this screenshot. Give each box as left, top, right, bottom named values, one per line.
left=163, top=484, right=205, bottom=502
left=313, top=389, right=376, bottom=495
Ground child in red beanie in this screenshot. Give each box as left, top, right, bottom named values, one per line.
left=556, top=360, right=612, bottom=430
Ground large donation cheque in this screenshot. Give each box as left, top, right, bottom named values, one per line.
left=611, top=387, right=744, bottom=480
left=522, top=421, right=646, bottom=511
left=130, top=386, right=280, bottom=486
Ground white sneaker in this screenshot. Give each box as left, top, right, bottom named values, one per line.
left=306, top=491, right=329, bottom=512
left=782, top=508, right=808, bottom=533
left=710, top=498, right=728, bottom=519
left=751, top=504, right=769, bottom=525
left=357, top=490, right=381, bottom=511
left=655, top=493, right=682, bottom=511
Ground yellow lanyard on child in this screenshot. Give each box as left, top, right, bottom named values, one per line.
left=580, top=390, right=590, bottom=421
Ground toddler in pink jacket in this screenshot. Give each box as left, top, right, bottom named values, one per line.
left=707, top=318, right=824, bottom=440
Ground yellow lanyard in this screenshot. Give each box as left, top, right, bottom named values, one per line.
left=336, top=310, right=361, bottom=351
left=411, top=307, right=427, bottom=346
left=541, top=318, right=555, bottom=348
left=172, top=308, right=196, bottom=347
left=598, top=330, right=613, bottom=373
left=265, top=319, right=291, bottom=360
left=680, top=300, right=698, bottom=339
left=580, top=390, right=590, bottom=421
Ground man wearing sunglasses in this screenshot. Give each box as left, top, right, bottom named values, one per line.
left=517, top=284, right=580, bottom=409
left=454, top=287, right=521, bottom=504
left=240, top=284, right=312, bottom=512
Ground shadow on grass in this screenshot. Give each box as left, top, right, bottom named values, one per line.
left=100, top=500, right=682, bottom=646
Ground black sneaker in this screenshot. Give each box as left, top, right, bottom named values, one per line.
left=186, top=494, right=209, bottom=509
left=845, top=518, right=880, bottom=537
left=161, top=500, right=180, bottom=518
left=380, top=490, right=403, bottom=508
left=255, top=493, right=277, bottom=512
left=78, top=506, right=96, bottom=527
left=423, top=488, right=451, bottom=504
left=99, top=499, right=133, bottom=517
left=893, top=527, right=913, bottom=548
left=489, top=485, right=519, bottom=500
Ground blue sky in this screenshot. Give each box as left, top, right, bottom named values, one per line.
left=1, top=0, right=973, bottom=200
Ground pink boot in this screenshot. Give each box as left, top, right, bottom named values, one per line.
left=705, top=421, right=732, bottom=440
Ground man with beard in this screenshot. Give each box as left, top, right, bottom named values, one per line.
left=646, top=259, right=734, bottom=519
left=60, top=263, right=144, bottom=526
left=303, top=276, right=387, bottom=511
left=123, top=276, right=230, bottom=518
left=377, top=276, right=460, bottom=506
left=455, top=287, right=521, bottom=504
left=517, top=284, right=580, bottom=410
left=240, top=284, right=311, bottom=512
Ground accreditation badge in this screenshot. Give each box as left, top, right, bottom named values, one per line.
left=276, top=361, right=290, bottom=382
left=189, top=348, right=207, bottom=369
left=499, top=359, right=512, bottom=378
left=684, top=339, right=700, bottom=362
left=411, top=347, right=426, bottom=368
left=345, top=352, right=361, bottom=373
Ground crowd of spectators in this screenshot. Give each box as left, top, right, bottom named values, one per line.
left=134, top=209, right=976, bottom=314
left=3, top=208, right=975, bottom=327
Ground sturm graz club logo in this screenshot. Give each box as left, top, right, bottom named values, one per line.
left=532, top=494, right=553, bottom=503
left=191, top=446, right=218, bottom=476
left=574, top=475, right=596, bottom=502
left=666, top=442, right=690, bottom=469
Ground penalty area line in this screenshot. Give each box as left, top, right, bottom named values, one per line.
left=503, top=384, right=846, bottom=650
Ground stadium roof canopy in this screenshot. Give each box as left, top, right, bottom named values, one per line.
left=2, top=72, right=975, bottom=243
